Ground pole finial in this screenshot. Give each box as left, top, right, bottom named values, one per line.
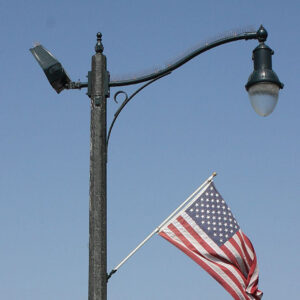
left=95, top=32, right=104, bottom=53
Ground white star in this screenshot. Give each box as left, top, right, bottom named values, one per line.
left=212, top=216, right=216, bottom=220
left=216, top=193, right=219, bottom=197
left=195, top=203, right=199, bottom=207
left=196, top=209, right=199, bottom=212
left=220, top=239, right=223, bottom=243
left=201, top=209, right=204, bottom=213
left=207, top=227, right=211, bottom=231
left=213, top=227, right=217, bottom=231
left=219, top=233, right=223, bottom=236
left=190, top=208, right=194, bottom=212
left=207, top=221, right=211, bottom=224
left=206, top=192, right=209, bottom=196
left=230, top=229, right=233, bottom=233
left=224, top=223, right=228, bottom=227
left=225, top=234, right=229, bottom=238
left=196, top=214, right=199, bottom=218
left=213, top=233, right=217, bottom=236
left=212, top=210, right=215, bottom=214
left=201, top=220, right=205, bottom=224
left=224, top=228, right=228, bottom=232
left=206, top=204, right=210, bottom=208
left=207, top=210, right=210, bottom=214
left=201, top=198, right=204, bottom=202
left=206, top=198, right=209, bottom=202
left=206, top=215, right=210, bottom=219
left=212, top=222, right=216, bottom=225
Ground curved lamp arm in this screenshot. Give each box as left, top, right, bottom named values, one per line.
left=107, top=72, right=171, bottom=146
left=109, top=28, right=263, bottom=87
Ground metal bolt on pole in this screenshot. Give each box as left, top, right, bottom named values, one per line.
left=89, top=33, right=108, bottom=300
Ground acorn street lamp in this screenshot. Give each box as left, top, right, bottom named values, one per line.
left=245, top=26, right=284, bottom=116
left=30, top=25, right=283, bottom=300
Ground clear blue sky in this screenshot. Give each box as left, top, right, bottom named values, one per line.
left=0, top=1, right=299, bottom=299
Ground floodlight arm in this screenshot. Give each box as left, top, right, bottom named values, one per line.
left=109, top=29, right=262, bottom=87
left=65, top=81, right=88, bottom=90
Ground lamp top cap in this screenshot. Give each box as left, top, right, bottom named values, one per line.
left=257, top=25, right=268, bottom=43
left=95, top=32, right=104, bottom=53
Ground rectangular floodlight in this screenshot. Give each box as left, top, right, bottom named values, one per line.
left=30, top=44, right=71, bottom=93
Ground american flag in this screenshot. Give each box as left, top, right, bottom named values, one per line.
left=159, top=182, right=263, bottom=300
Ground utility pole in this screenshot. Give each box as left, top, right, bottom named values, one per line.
left=89, top=33, right=109, bottom=300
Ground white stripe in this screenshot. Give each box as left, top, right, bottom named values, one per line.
left=224, top=239, right=248, bottom=277
left=246, top=263, right=259, bottom=294
left=172, top=218, right=249, bottom=299
left=237, top=232, right=260, bottom=297
left=232, top=234, right=251, bottom=269
left=162, top=226, right=248, bottom=300
left=240, top=232, right=255, bottom=260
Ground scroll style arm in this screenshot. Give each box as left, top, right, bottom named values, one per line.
left=109, top=30, right=260, bottom=87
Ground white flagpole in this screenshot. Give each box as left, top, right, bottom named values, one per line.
left=107, top=172, right=217, bottom=281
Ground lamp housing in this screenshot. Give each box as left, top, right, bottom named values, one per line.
left=30, top=44, right=71, bottom=94
left=246, top=42, right=283, bottom=117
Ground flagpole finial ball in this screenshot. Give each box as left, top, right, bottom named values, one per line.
left=212, top=172, right=217, bottom=177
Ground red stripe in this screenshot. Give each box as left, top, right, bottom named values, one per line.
left=247, top=255, right=258, bottom=293
left=159, top=228, right=243, bottom=300
left=177, top=216, right=248, bottom=287
left=229, top=236, right=249, bottom=273
left=236, top=231, right=252, bottom=266
left=221, top=243, right=247, bottom=278
left=236, top=233, right=262, bottom=300
left=240, top=233, right=262, bottom=298
left=242, top=233, right=255, bottom=253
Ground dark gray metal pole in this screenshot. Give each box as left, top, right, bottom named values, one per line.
left=89, top=33, right=108, bottom=300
